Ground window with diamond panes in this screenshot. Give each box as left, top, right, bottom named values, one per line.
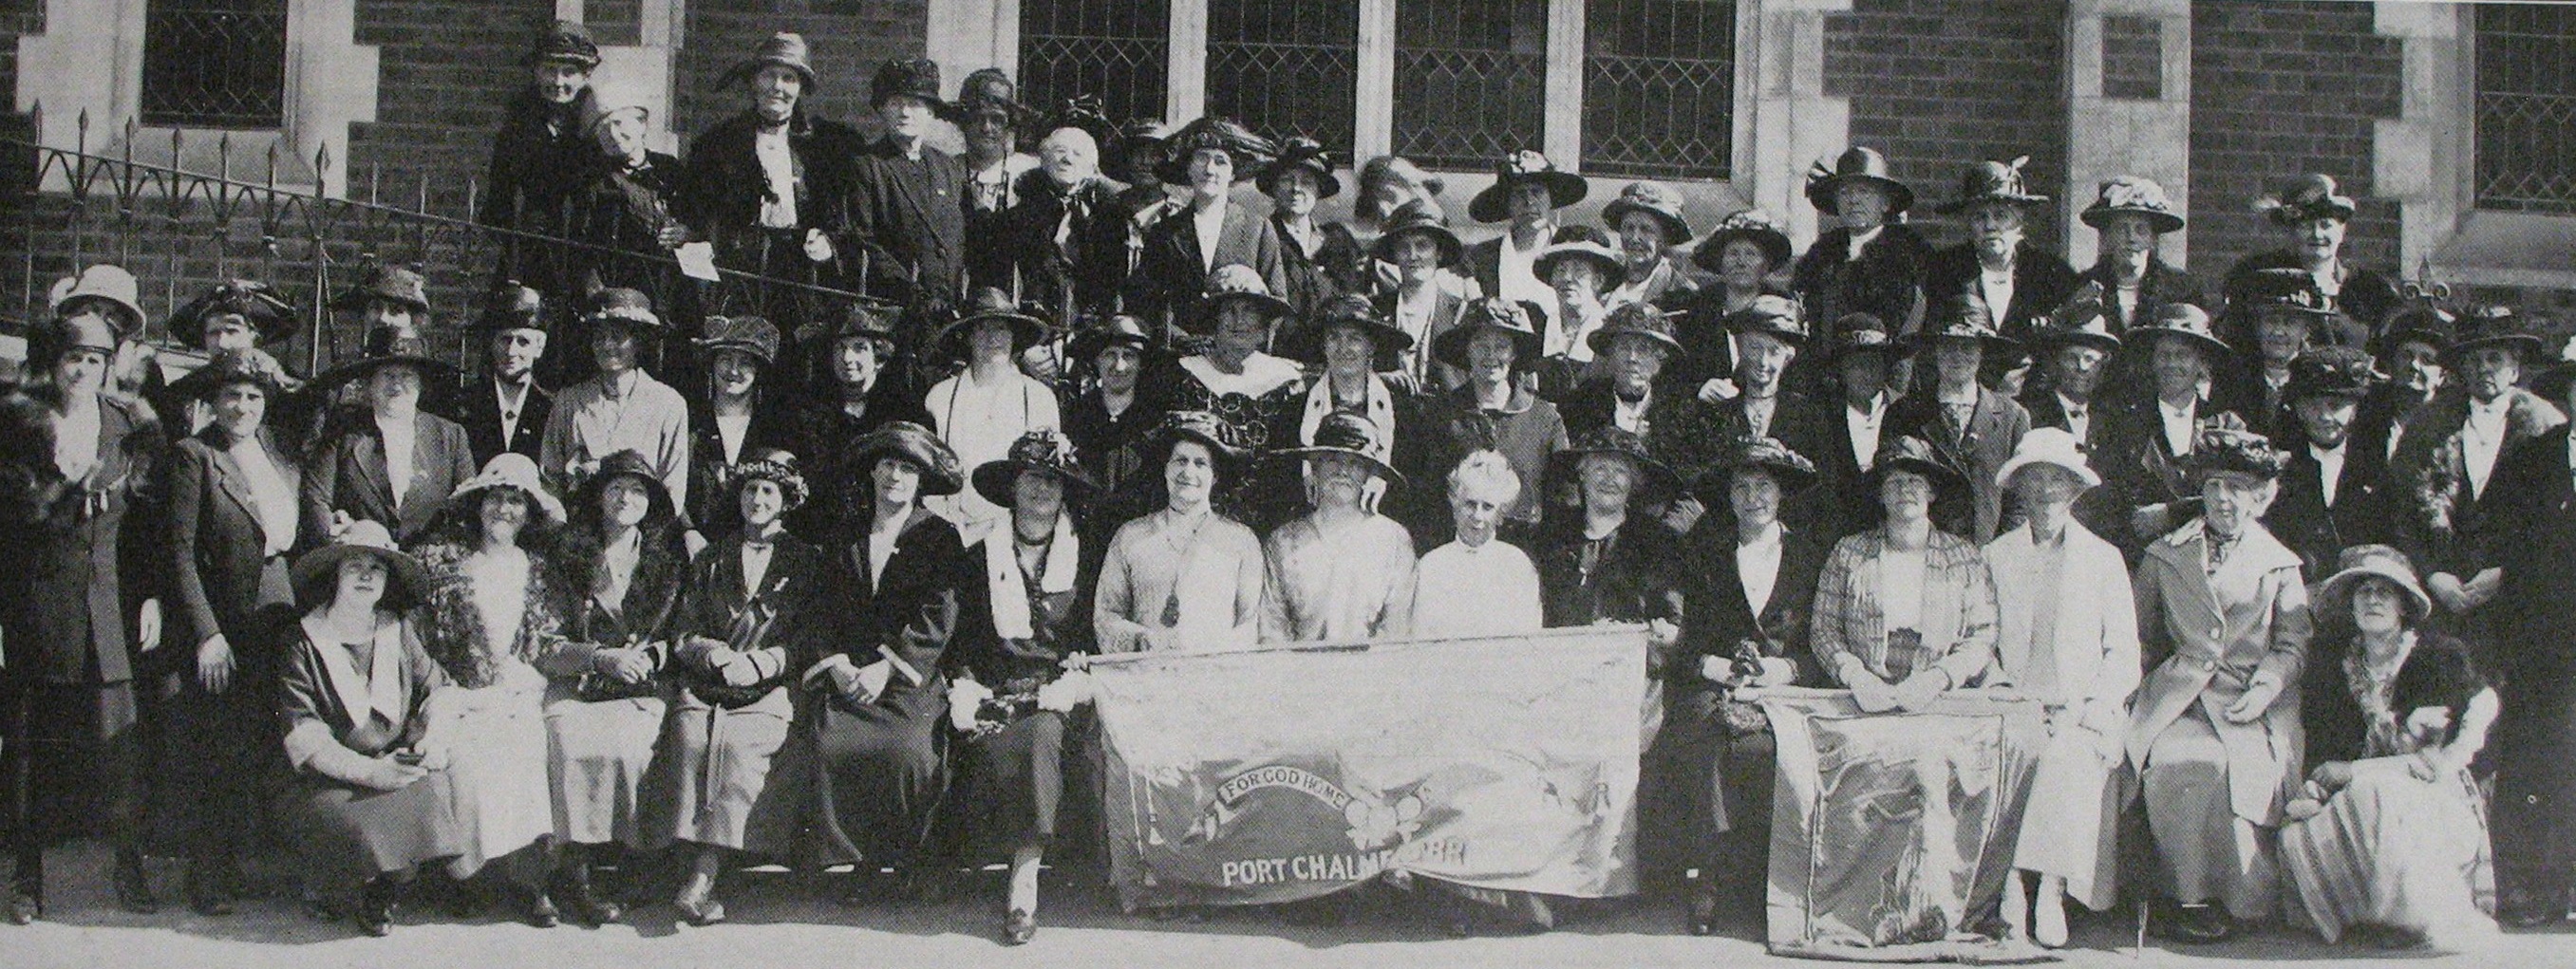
left=2474, top=3, right=2576, bottom=215
left=141, top=0, right=290, bottom=129
left=1207, top=0, right=1359, bottom=158
left=1581, top=0, right=1733, bottom=180
left=1393, top=0, right=1549, bottom=171
left=1018, top=0, right=1172, bottom=129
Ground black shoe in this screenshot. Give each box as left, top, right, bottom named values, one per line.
left=1002, top=907, right=1037, bottom=945
left=1685, top=887, right=1718, bottom=937
left=187, top=872, right=235, bottom=917
left=555, top=865, right=622, bottom=926
left=525, top=888, right=560, bottom=928
left=356, top=879, right=398, bottom=938
left=2153, top=901, right=2233, bottom=943
left=112, top=850, right=159, bottom=915
left=3, top=885, right=37, bottom=925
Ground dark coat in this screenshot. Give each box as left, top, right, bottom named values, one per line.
left=686, top=398, right=797, bottom=538
left=844, top=136, right=969, bottom=311
left=1680, top=523, right=1829, bottom=691
left=2474, top=426, right=2576, bottom=816
left=1810, top=395, right=1888, bottom=542
left=831, top=508, right=970, bottom=680
left=1269, top=216, right=1366, bottom=354
left=2077, top=257, right=2204, bottom=334
left=480, top=89, right=600, bottom=290
left=164, top=428, right=306, bottom=651
left=784, top=390, right=933, bottom=540
left=1885, top=386, right=2032, bottom=543
left=2262, top=438, right=2394, bottom=582
left=1124, top=198, right=1287, bottom=331
left=1924, top=243, right=2082, bottom=345
left=2300, top=631, right=2484, bottom=768
left=1533, top=513, right=1686, bottom=630
left=1001, top=173, right=1132, bottom=323
left=2223, top=250, right=2405, bottom=340
left=456, top=376, right=554, bottom=469
left=303, top=411, right=478, bottom=543
left=671, top=530, right=834, bottom=707
left=674, top=110, right=864, bottom=275
left=950, top=530, right=1097, bottom=685
left=2386, top=387, right=2566, bottom=579
left=2094, top=396, right=2237, bottom=553
left=0, top=389, right=160, bottom=685
left=1789, top=224, right=1932, bottom=352
left=572, top=152, right=686, bottom=299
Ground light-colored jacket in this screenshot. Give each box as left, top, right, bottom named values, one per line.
left=1982, top=520, right=2139, bottom=740
left=2126, top=520, right=2313, bottom=824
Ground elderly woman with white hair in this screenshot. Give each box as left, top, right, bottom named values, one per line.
left=1411, top=450, right=1543, bottom=638
left=1005, top=107, right=1130, bottom=323
left=1980, top=428, right=2139, bottom=948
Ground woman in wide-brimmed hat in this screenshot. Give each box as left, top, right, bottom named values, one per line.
left=643, top=447, right=830, bottom=925
left=405, top=453, right=572, bottom=925
left=1981, top=428, right=2137, bottom=948
left=943, top=429, right=1101, bottom=943
left=2129, top=422, right=2306, bottom=943
left=795, top=422, right=973, bottom=904
left=2391, top=303, right=2566, bottom=606
left=1659, top=435, right=1831, bottom=934
left=539, top=289, right=692, bottom=522
left=1533, top=426, right=1684, bottom=631
left=1602, top=181, right=1700, bottom=312
left=1926, top=158, right=2080, bottom=346
left=2078, top=177, right=2202, bottom=333
left=2279, top=544, right=2498, bottom=949
left=1791, top=147, right=1933, bottom=386
left=1264, top=295, right=1432, bottom=535
left=2224, top=174, right=2404, bottom=338
left=1372, top=199, right=1472, bottom=390
left=1885, top=295, right=2032, bottom=543
left=157, top=347, right=306, bottom=916
left=926, top=289, right=1062, bottom=541
left=272, top=520, right=461, bottom=938
left=309, top=325, right=478, bottom=543
left=686, top=316, right=796, bottom=539
left=679, top=32, right=866, bottom=306
left=486, top=21, right=602, bottom=297
left=539, top=448, right=687, bottom=927
left=1262, top=136, right=1367, bottom=328
left=1464, top=150, right=1589, bottom=334
left=1061, top=313, right=1171, bottom=510
left=1425, top=297, right=1568, bottom=540
left=1679, top=210, right=1797, bottom=395
left=1262, top=412, right=1418, bottom=642
left=1532, top=224, right=1628, bottom=382
left=1095, top=411, right=1266, bottom=654
left=1126, top=117, right=1287, bottom=327
left=2103, top=303, right=2245, bottom=550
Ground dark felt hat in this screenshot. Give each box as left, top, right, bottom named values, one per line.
left=2285, top=345, right=2383, bottom=402
left=1156, top=117, right=1278, bottom=184
left=525, top=20, right=601, bottom=68
left=1369, top=199, right=1463, bottom=268
left=1069, top=314, right=1160, bottom=366
left=1589, top=302, right=1686, bottom=357
left=328, top=264, right=429, bottom=314
left=1825, top=312, right=1907, bottom=366
left=1274, top=411, right=1403, bottom=488
left=971, top=428, right=1097, bottom=508
left=1698, top=435, right=1820, bottom=504
left=949, top=66, right=1040, bottom=129
left=2235, top=267, right=2344, bottom=319
left=2186, top=418, right=2289, bottom=481
left=1723, top=294, right=1809, bottom=350
left=1804, top=146, right=1913, bottom=216
left=2079, top=176, right=2185, bottom=234
left=1146, top=410, right=1250, bottom=475
left=471, top=282, right=547, bottom=333
left=732, top=32, right=819, bottom=91
left=1870, top=435, right=1968, bottom=502
left=171, top=346, right=297, bottom=402
left=2127, top=303, right=2232, bottom=361
left=1045, top=94, right=1119, bottom=152
left=2030, top=282, right=2123, bottom=355
left=1258, top=136, right=1342, bottom=200
left=1558, top=425, right=1680, bottom=498
left=696, top=315, right=782, bottom=366
left=2258, top=173, right=2358, bottom=227
left=1908, top=293, right=2021, bottom=356
left=580, top=448, right=677, bottom=525
left=1532, top=225, right=1628, bottom=288
left=1692, top=209, right=1794, bottom=274
left=1601, top=180, right=1693, bottom=244
left=734, top=446, right=812, bottom=511
left=1301, top=294, right=1414, bottom=368
left=28, top=312, right=121, bottom=366
left=1469, top=150, right=1589, bottom=224
left=2443, top=304, right=2544, bottom=363
left=846, top=421, right=964, bottom=498
left=935, top=288, right=1049, bottom=362
left=871, top=56, right=947, bottom=109
left=1431, top=297, right=1545, bottom=372
left=809, top=300, right=903, bottom=351
left=315, top=325, right=457, bottom=387
left=2377, top=302, right=2457, bottom=358
left=172, top=278, right=298, bottom=345
left=1935, top=156, right=2048, bottom=214
left=1190, top=265, right=1292, bottom=335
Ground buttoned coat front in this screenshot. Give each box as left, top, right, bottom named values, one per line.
left=2126, top=522, right=2313, bottom=825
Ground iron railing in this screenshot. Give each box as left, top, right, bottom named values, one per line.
left=5, top=106, right=865, bottom=376
left=2474, top=3, right=2576, bottom=215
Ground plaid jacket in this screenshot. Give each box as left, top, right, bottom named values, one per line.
left=1810, top=528, right=2000, bottom=687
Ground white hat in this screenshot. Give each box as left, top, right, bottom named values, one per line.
left=1993, top=427, right=2099, bottom=490
left=447, top=453, right=567, bottom=523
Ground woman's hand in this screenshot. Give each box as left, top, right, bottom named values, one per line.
left=1659, top=497, right=1705, bottom=535
left=2460, top=568, right=2502, bottom=610
left=803, top=228, right=835, bottom=263
left=947, top=678, right=993, bottom=732
left=2426, top=572, right=2471, bottom=614
left=683, top=530, right=711, bottom=560
left=595, top=646, right=655, bottom=684
left=197, top=634, right=235, bottom=694
left=137, top=599, right=162, bottom=653
left=2223, top=677, right=2285, bottom=724
left=1890, top=669, right=1948, bottom=712
left=2308, top=759, right=2355, bottom=791
left=1037, top=670, right=1095, bottom=713
left=1381, top=369, right=1422, bottom=398
left=1696, top=378, right=1739, bottom=405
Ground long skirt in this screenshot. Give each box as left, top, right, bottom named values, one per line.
left=799, top=675, right=948, bottom=869
left=2011, top=713, right=2129, bottom=910
left=1637, top=691, right=1728, bottom=887
left=277, top=773, right=461, bottom=893
left=441, top=671, right=555, bottom=878
left=543, top=681, right=666, bottom=848
left=154, top=604, right=296, bottom=863
left=7, top=677, right=142, bottom=862
left=641, top=689, right=793, bottom=852
left=2281, top=756, right=2496, bottom=944
left=938, top=710, right=1066, bottom=862
left=2142, top=707, right=2278, bottom=919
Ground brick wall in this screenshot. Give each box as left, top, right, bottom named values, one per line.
left=2185, top=0, right=2403, bottom=280
left=1822, top=0, right=2070, bottom=255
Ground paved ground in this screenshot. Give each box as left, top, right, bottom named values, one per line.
left=6, top=843, right=2566, bottom=969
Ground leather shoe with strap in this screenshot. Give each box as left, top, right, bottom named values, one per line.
left=1002, top=907, right=1038, bottom=945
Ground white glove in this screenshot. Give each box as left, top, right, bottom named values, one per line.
left=947, top=678, right=994, bottom=732
left=1038, top=669, right=1096, bottom=713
